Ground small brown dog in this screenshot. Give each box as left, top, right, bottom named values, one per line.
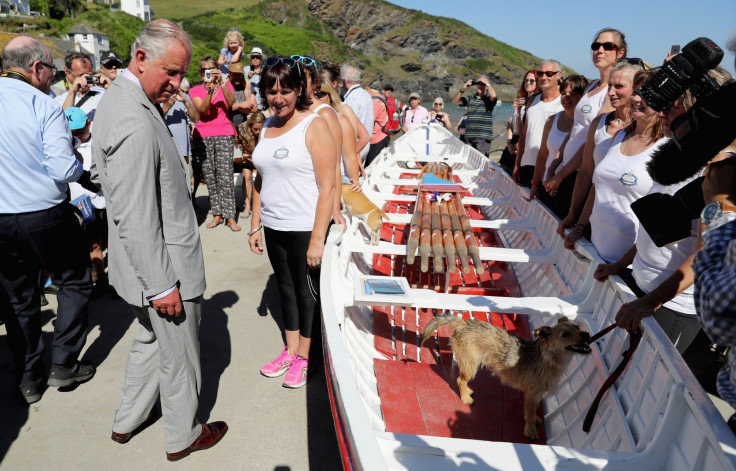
left=421, top=315, right=591, bottom=440
left=341, top=184, right=389, bottom=245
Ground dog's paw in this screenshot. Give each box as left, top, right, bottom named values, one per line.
left=535, top=415, right=542, bottom=425
left=461, top=395, right=474, bottom=405
left=524, top=425, right=539, bottom=441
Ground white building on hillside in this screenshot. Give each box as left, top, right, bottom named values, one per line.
left=121, top=0, right=151, bottom=22
left=66, top=24, right=110, bottom=71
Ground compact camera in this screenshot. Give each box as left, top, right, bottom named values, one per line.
left=85, top=76, right=100, bottom=85
left=204, top=70, right=212, bottom=82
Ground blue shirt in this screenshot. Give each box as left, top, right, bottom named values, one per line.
left=0, top=76, right=82, bottom=213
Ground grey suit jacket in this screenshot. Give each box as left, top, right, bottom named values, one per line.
left=92, top=74, right=206, bottom=306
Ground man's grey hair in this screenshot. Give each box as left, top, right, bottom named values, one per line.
left=1, top=36, right=51, bottom=71
left=130, top=19, right=192, bottom=62
left=340, top=64, right=361, bottom=84
left=180, top=77, right=190, bottom=91
left=540, top=59, right=562, bottom=72
left=727, top=30, right=736, bottom=54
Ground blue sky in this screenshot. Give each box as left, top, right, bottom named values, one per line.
left=387, top=0, right=736, bottom=78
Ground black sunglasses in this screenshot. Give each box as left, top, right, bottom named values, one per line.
left=524, top=78, right=536, bottom=84
left=591, top=41, right=619, bottom=51
left=617, top=57, right=648, bottom=69
left=315, top=91, right=327, bottom=98
left=536, top=70, right=559, bottom=77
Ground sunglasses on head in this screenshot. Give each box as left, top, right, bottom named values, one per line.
left=617, top=57, right=648, bottom=69
left=536, top=70, right=559, bottom=77
left=290, top=55, right=318, bottom=72
left=591, top=41, right=619, bottom=51
left=315, top=90, right=327, bottom=98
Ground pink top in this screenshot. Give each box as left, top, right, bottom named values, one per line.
left=190, top=82, right=235, bottom=138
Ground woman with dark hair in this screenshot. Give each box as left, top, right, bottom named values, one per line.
left=545, top=28, right=626, bottom=212
left=249, top=57, right=336, bottom=389
left=528, top=74, right=588, bottom=213
left=190, top=54, right=238, bottom=231
left=500, top=69, right=539, bottom=172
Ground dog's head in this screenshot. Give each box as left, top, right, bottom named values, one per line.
left=533, top=317, right=591, bottom=355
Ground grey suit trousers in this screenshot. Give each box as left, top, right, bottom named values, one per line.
left=112, top=297, right=203, bottom=453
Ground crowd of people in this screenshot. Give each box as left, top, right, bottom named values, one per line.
left=1, top=18, right=736, bottom=461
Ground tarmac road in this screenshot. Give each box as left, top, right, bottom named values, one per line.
left=0, top=186, right=343, bottom=471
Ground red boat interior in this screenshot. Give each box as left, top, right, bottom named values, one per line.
left=371, top=172, right=546, bottom=444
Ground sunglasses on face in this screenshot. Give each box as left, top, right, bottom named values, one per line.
left=290, top=55, right=318, bottom=72
left=524, top=79, right=536, bottom=84
left=315, top=90, right=327, bottom=98
left=591, top=41, right=619, bottom=51
left=536, top=70, right=559, bottom=77
left=199, top=67, right=218, bottom=72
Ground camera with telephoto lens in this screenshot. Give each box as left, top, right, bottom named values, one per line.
left=636, top=37, right=723, bottom=112
left=630, top=37, right=736, bottom=247
left=85, top=75, right=100, bottom=85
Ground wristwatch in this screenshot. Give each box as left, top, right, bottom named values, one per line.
left=700, top=201, right=736, bottom=226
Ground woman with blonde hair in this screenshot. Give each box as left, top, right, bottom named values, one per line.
left=217, top=29, right=244, bottom=75
left=236, top=111, right=266, bottom=218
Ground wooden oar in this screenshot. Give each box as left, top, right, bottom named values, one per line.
left=453, top=199, right=485, bottom=275
left=431, top=201, right=444, bottom=273
left=406, top=197, right=422, bottom=266
left=446, top=201, right=470, bottom=274
left=439, top=202, right=456, bottom=273
left=419, top=196, right=432, bottom=273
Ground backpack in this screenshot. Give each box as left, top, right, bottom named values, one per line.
left=372, top=95, right=404, bottom=135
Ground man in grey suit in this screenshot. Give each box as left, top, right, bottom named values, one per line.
left=92, top=20, right=227, bottom=461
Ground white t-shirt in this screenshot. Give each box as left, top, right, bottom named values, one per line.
left=69, top=139, right=105, bottom=209
left=557, top=82, right=607, bottom=173
left=520, top=94, right=562, bottom=167
left=251, top=114, right=321, bottom=231
left=55, top=86, right=106, bottom=123
left=544, top=112, right=567, bottom=174
left=590, top=132, right=669, bottom=262
left=632, top=177, right=699, bottom=314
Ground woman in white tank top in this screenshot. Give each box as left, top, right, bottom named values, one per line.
left=249, top=57, right=337, bottom=388
left=587, top=70, right=668, bottom=268
left=543, top=29, right=626, bottom=205
left=559, top=59, right=647, bottom=249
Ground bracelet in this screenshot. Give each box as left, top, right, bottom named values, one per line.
left=247, top=225, right=262, bottom=236
left=531, top=180, right=541, bottom=186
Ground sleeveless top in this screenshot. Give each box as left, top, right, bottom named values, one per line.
left=592, top=112, right=616, bottom=167
left=590, top=132, right=668, bottom=262
left=557, top=81, right=608, bottom=173
left=314, top=102, right=351, bottom=181
left=520, top=94, right=563, bottom=167
left=544, top=113, right=568, bottom=174
left=252, top=113, right=321, bottom=231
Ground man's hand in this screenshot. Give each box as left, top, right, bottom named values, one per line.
left=71, top=75, right=89, bottom=93
left=615, top=297, right=657, bottom=333
left=151, top=287, right=183, bottom=317
left=97, top=73, right=111, bottom=89
left=703, top=156, right=736, bottom=204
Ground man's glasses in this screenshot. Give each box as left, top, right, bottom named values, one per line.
left=39, top=60, right=57, bottom=74
left=591, top=41, right=619, bottom=51
left=617, top=57, right=649, bottom=69
left=524, top=79, right=536, bottom=84
left=536, top=70, right=559, bottom=77
left=315, top=91, right=327, bottom=98
left=290, top=55, right=318, bottom=72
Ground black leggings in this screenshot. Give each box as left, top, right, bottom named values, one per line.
left=264, top=227, right=320, bottom=338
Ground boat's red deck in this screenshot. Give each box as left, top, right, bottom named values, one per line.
left=370, top=174, right=546, bottom=443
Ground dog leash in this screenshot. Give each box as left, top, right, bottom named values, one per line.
left=582, top=323, right=642, bottom=433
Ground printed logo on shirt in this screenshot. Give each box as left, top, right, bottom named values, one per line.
left=273, top=146, right=289, bottom=159
left=620, top=171, right=638, bottom=186
left=581, top=104, right=593, bottom=114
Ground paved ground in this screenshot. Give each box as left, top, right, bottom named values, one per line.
left=0, top=187, right=343, bottom=471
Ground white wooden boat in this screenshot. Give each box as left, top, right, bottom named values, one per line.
left=320, top=123, right=736, bottom=470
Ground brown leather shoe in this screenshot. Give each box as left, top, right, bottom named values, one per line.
left=111, top=410, right=158, bottom=444
left=166, top=421, right=228, bottom=462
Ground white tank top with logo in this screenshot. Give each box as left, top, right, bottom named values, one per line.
left=543, top=112, right=568, bottom=173
left=557, top=81, right=608, bottom=173
left=589, top=131, right=669, bottom=262
left=252, top=113, right=321, bottom=231
left=520, top=94, right=563, bottom=167
left=592, top=112, right=617, bottom=167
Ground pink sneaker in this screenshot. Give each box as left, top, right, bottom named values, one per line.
left=282, top=355, right=309, bottom=389
left=260, top=345, right=296, bottom=378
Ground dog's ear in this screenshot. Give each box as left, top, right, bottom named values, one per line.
left=557, top=316, right=570, bottom=324
left=534, top=326, right=552, bottom=339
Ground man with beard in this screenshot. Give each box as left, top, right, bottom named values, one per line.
left=228, top=61, right=255, bottom=127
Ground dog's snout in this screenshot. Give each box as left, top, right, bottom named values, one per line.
left=580, top=331, right=590, bottom=343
